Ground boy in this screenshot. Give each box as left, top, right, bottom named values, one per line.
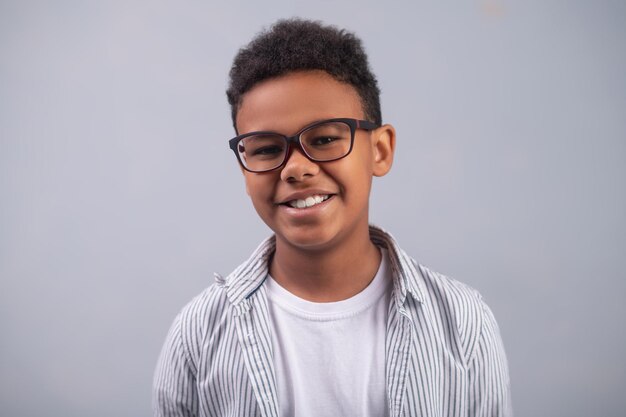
left=153, top=19, right=512, bottom=417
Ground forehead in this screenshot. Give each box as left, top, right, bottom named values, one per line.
left=236, top=70, right=364, bottom=135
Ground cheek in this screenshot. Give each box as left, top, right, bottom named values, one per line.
left=243, top=175, right=259, bottom=203
left=327, top=164, right=372, bottom=201
left=350, top=163, right=374, bottom=201
left=243, top=175, right=276, bottom=205
left=243, top=172, right=262, bottom=194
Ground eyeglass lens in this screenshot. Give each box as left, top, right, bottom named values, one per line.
left=237, top=121, right=352, bottom=172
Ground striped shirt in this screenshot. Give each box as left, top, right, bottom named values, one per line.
left=153, top=225, right=513, bottom=417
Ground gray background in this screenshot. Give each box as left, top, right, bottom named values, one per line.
left=1, top=1, right=625, bottom=416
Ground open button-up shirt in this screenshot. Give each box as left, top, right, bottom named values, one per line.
left=153, top=226, right=513, bottom=416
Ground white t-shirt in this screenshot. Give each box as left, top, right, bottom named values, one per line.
left=266, top=249, right=392, bottom=417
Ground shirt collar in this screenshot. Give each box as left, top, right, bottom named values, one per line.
left=369, top=224, right=427, bottom=306
left=215, top=225, right=426, bottom=307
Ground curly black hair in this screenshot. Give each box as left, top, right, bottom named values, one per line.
left=226, top=19, right=382, bottom=130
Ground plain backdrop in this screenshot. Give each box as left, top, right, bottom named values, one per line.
left=1, top=1, right=625, bottom=416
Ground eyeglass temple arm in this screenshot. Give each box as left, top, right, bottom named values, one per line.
left=356, top=120, right=379, bottom=130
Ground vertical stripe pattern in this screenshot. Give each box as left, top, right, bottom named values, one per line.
left=153, top=225, right=512, bottom=416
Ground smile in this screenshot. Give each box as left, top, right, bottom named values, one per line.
left=287, top=194, right=331, bottom=209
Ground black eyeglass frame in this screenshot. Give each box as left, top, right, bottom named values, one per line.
left=228, top=118, right=380, bottom=173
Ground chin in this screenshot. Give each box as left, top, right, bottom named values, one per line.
left=275, top=227, right=340, bottom=252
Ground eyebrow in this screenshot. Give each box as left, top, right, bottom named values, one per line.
left=239, top=118, right=350, bottom=137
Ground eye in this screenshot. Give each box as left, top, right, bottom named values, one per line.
left=252, top=145, right=284, bottom=156
left=240, top=134, right=286, bottom=158
left=311, top=136, right=340, bottom=146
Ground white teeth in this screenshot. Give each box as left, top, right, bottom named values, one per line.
left=288, top=194, right=330, bottom=209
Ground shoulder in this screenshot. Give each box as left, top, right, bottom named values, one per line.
left=176, top=281, right=231, bottom=333
left=171, top=282, right=232, bottom=361
left=410, top=260, right=492, bottom=361
left=415, top=261, right=485, bottom=314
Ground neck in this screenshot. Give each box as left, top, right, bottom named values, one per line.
left=269, top=225, right=381, bottom=302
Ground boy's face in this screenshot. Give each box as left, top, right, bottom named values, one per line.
left=235, top=70, right=394, bottom=251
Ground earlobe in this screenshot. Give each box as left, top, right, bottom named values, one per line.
left=372, top=124, right=396, bottom=177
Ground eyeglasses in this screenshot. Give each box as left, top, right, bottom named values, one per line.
left=228, top=118, right=379, bottom=173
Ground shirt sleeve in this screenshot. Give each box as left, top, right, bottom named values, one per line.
left=467, top=300, right=514, bottom=417
left=153, top=313, right=199, bottom=417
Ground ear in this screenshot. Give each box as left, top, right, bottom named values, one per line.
left=371, top=124, right=396, bottom=177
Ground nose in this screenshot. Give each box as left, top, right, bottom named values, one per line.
left=280, top=146, right=320, bottom=182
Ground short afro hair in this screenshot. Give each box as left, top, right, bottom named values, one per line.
left=226, top=19, right=382, bottom=130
